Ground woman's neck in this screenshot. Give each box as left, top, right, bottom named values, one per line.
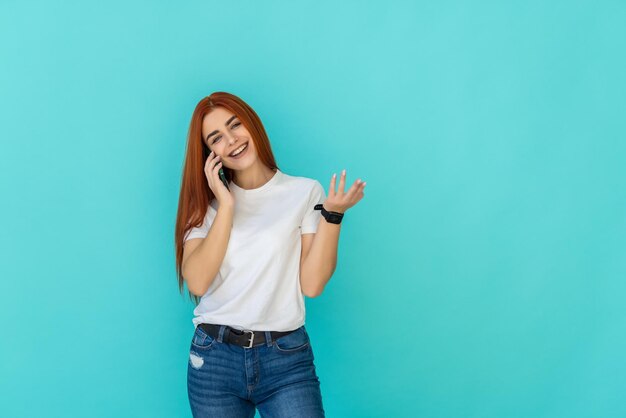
left=232, top=164, right=276, bottom=190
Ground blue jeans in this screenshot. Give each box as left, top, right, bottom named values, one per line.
left=187, top=324, right=325, bottom=417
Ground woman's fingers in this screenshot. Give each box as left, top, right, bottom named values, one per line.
left=213, top=158, right=223, bottom=175
left=338, top=169, right=365, bottom=197
left=346, top=178, right=363, bottom=200
left=338, top=169, right=366, bottom=206
left=205, top=150, right=222, bottom=190
left=338, top=169, right=346, bottom=194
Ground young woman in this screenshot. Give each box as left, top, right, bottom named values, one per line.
left=174, top=91, right=366, bottom=417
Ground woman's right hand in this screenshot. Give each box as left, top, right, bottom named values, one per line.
left=204, top=150, right=235, bottom=208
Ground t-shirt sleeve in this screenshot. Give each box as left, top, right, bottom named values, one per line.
left=300, top=180, right=327, bottom=235
left=183, top=206, right=217, bottom=243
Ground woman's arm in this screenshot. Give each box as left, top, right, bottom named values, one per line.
left=300, top=220, right=341, bottom=297
left=182, top=204, right=234, bottom=296
left=299, top=170, right=366, bottom=297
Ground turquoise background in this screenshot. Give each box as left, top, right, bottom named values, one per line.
left=1, top=1, right=625, bottom=417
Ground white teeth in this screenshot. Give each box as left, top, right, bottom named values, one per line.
left=230, top=143, right=247, bottom=156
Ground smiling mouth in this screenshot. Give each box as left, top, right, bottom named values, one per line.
left=229, top=142, right=249, bottom=157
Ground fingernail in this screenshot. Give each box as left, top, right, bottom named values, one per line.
left=342, top=169, right=346, bottom=175
left=333, top=173, right=336, bottom=178
left=362, top=182, right=367, bottom=186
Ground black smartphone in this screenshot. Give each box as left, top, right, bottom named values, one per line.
left=204, top=145, right=230, bottom=191
left=218, top=166, right=230, bottom=191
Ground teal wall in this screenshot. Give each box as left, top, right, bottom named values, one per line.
left=1, top=1, right=624, bottom=417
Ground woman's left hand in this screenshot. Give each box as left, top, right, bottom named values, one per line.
left=322, top=169, right=366, bottom=213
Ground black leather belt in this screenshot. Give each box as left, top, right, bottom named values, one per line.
left=199, top=323, right=297, bottom=348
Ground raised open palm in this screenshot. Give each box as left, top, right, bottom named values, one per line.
left=322, top=169, right=366, bottom=213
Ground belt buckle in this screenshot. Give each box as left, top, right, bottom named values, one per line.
left=243, top=330, right=255, bottom=348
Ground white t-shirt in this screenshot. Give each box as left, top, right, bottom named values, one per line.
left=183, top=169, right=326, bottom=332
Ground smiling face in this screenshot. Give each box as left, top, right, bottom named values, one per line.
left=201, top=106, right=257, bottom=170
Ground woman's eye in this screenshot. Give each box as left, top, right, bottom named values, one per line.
left=210, top=122, right=239, bottom=144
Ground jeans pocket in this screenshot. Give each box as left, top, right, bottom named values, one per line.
left=191, top=325, right=217, bottom=350
left=273, top=326, right=310, bottom=353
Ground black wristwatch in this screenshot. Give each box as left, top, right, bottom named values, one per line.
left=314, top=204, right=344, bottom=224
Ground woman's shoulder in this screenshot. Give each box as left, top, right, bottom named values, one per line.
left=279, top=170, right=321, bottom=189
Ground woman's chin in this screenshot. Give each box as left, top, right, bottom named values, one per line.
left=227, top=155, right=256, bottom=171
left=235, top=151, right=257, bottom=163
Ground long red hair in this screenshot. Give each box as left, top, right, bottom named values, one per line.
left=175, top=92, right=279, bottom=304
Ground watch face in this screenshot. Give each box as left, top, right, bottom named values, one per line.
left=328, top=214, right=342, bottom=222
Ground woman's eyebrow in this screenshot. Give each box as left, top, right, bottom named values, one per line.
left=205, top=115, right=238, bottom=142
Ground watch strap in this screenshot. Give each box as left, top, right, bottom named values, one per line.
left=314, top=204, right=344, bottom=224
